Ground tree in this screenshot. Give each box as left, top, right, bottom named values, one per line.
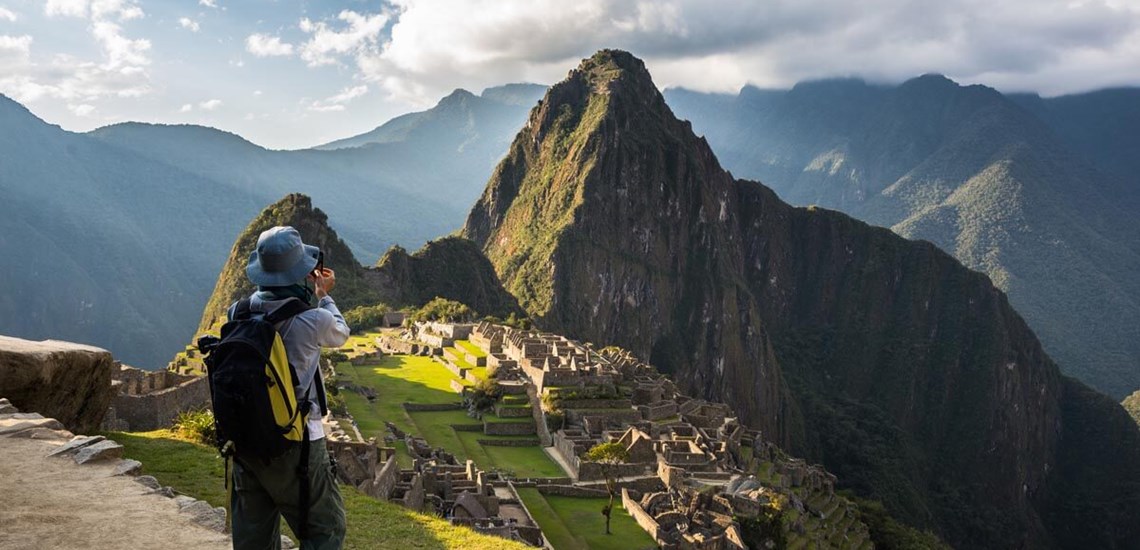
left=584, top=441, right=630, bottom=535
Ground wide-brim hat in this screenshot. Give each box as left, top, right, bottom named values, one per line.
left=246, top=226, right=320, bottom=287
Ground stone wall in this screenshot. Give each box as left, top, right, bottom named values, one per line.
left=111, top=375, right=211, bottom=431
left=476, top=438, right=539, bottom=447
left=622, top=488, right=661, bottom=542
left=536, top=484, right=608, bottom=498
left=577, top=461, right=651, bottom=482
left=403, top=402, right=463, bottom=412
left=376, top=335, right=430, bottom=356
left=483, top=420, right=536, bottom=436
left=361, top=454, right=399, bottom=500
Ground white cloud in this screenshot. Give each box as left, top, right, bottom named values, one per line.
left=45, top=0, right=143, bottom=21
left=199, top=98, right=222, bottom=110
left=335, top=0, right=1140, bottom=104
left=179, top=17, right=200, bottom=32
left=199, top=0, right=217, bottom=8
left=0, top=7, right=18, bottom=22
left=68, top=103, right=95, bottom=116
left=246, top=33, right=294, bottom=57
left=299, top=10, right=389, bottom=67
left=252, top=89, right=262, bottom=96
left=0, top=34, right=32, bottom=57
left=9, top=0, right=152, bottom=105
left=308, top=84, right=368, bottom=112
left=44, top=0, right=88, bottom=18
left=179, top=103, right=193, bottom=112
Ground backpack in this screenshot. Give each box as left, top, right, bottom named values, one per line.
left=198, top=297, right=315, bottom=461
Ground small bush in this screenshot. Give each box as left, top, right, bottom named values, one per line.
left=173, top=409, right=216, bottom=446
left=327, top=393, right=349, bottom=416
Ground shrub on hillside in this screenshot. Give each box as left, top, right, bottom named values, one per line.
left=343, top=303, right=395, bottom=332
left=411, top=297, right=479, bottom=323
left=173, top=409, right=216, bottom=445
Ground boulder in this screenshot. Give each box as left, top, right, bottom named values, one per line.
left=180, top=500, right=227, bottom=532
left=0, top=336, right=115, bottom=433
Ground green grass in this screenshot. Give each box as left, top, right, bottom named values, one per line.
left=336, top=355, right=464, bottom=436
left=407, top=410, right=564, bottom=478
left=108, top=429, right=227, bottom=506
left=112, top=430, right=529, bottom=549
left=455, top=340, right=487, bottom=358
left=444, top=347, right=475, bottom=369
left=515, top=487, right=657, bottom=550
left=333, top=354, right=563, bottom=478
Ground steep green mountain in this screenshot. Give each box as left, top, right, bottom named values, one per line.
left=464, top=50, right=1140, bottom=549
left=664, top=79, right=1140, bottom=400
left=198, top=193, right=520, bottom=334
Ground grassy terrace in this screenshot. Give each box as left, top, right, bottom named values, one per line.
left=108, top=430, right=530, bottom=550
left=333, top=352, right=563, bottom=479
left=443, top=345, right=488, bottom=381
left=515, top=487, right=657, bottom=550
left=455, top=340, right=487, bottom=358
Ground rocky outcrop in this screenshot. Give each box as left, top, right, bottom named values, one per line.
left=462, top=50, right=1140, bottom=549
left=196, top=194, right=521, bottom=335
left=0, top=336, right=115, bottom=433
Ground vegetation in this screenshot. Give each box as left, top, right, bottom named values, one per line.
left=172, top=409, right=216, bottom=446
left=1123, top=390, right=1140, bottom=427
left=105, top=429, right=530, bottom=549
left=411, top=297, right=478, bottom=323
left=343, top=303, right=396, bottom=332
left=514, top=487, right=656, bottom=550
left=855, top=497, right=952, bottom=550
left=583, top=441, right=630, bottom=535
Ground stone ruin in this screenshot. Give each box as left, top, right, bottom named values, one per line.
left=101, top=363, right=211, bottom=431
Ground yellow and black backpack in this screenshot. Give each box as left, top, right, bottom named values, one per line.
left=199, top=297, right=318, bottom=461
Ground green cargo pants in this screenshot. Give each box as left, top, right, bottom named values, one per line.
left=231, top=439, right=346, bottom=550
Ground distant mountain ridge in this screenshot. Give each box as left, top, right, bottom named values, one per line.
left=464, top=49, right=1140, bottom=549
left=664, top=78, right=1140, bottom=400
left=0, top=83, right=538, bottom=369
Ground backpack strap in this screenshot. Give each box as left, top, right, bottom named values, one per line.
left=263, top=297, right=313, bottom=325
left=231, top=299, right=254, bottom=321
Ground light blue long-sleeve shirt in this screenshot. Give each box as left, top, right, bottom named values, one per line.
left=229, top=293, right=350, bottom=440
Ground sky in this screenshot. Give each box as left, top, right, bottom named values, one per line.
left=0, top=0, right=1138, bottom=150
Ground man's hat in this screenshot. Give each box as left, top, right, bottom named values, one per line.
left=246, top=226, right=320, bottom=287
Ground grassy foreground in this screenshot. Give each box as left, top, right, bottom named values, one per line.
left=108, top=429, right=531, bottom=550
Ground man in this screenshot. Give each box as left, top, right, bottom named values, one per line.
left=230, top=225, right=349, bottom=550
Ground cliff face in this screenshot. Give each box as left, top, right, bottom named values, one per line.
left=464, top=50, right=1140, bottom=548
left=198, top=194, right=519, bottom=335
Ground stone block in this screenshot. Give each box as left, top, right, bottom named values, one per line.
left=135, top=475, right=162, bottom=490
left=47, top=435, right=106, bottom=457
left=0, top=336, right=116, bottom=433
left=74, top=439, right=124, bottom=464
left=113, top=458, right=143, bottom=476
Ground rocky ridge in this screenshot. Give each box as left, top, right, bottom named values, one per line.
left=463, top=49, right=1140, bottom=549
left=196, top=193, right=520, bottom=336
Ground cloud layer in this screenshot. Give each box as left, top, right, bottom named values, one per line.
left=321, top=0, right=1140, bottom=103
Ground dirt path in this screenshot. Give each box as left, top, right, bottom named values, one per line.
left=0, top=435, right=231, bottom=550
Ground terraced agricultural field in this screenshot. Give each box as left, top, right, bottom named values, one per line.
left=515, top=487, right=656, bottom=550
left=334, top=352, right=564, bottom=478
